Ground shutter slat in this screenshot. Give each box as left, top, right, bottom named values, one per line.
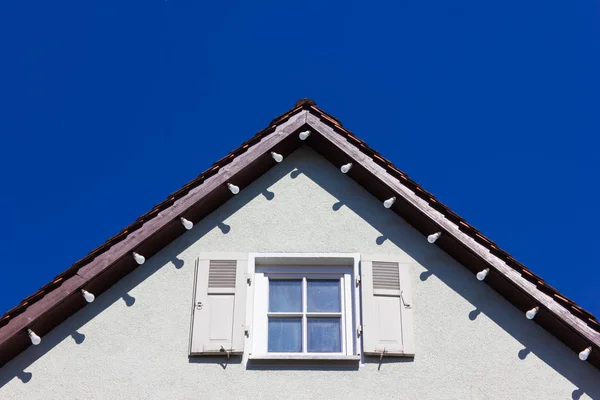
left=373, top=261, right=400, bottom=292
left=208, top=260, right=237, bottom=288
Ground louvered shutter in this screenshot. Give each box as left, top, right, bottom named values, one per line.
left=189, top=253, right=247, bottom=356
left=360, top=254, right=414, bottom=356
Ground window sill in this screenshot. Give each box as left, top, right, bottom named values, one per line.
left=249, top=354, right=361, bottom=361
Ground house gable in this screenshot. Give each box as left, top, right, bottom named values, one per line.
left=0, top=147, right=598, bottom=399
left=2, top=100, right=598, bottom=368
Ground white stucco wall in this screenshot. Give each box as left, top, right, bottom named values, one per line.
left=1, top=147, right=598, bottom=400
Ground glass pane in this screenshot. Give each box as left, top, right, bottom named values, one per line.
left=268, top=318, right=302, bottom=352
left=307, top=317, right=341, bottom=352
left=307, top=280, right=340, bottom=312
left=269, top=279, right=302, bottom=312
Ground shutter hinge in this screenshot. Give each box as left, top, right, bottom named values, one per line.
left=356, top=277, right=361, bottom=287
left=244, top=326, right=250, bottom=337
left=357, top=325, right=362, bottom=338
left=247, top=277, right=252, bottom=285
left=400, top=290, right=411, bottom=308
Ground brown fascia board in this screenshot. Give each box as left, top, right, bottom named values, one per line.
left=0, top=100, right=598, bottom=369
left=0, top=109, right=311, bottom=366
left=304, top=114, right=600, bottom=363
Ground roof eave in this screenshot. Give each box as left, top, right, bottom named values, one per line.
left=305, top=113, right=600, bottom=355
left=0, top=110, right=311, bottom=366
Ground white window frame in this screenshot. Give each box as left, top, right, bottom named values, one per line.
left=246, top=253, right=361, bottom=361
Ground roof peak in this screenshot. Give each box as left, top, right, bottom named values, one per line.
left=294, top=98, right=316, bottom=107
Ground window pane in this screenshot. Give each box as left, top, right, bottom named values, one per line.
left=307, top=318, right=341, bottom=352
left=269, top=279, right=302, bottom=312
left=307, top=280, right=340, bottom=312
left=268, top=318, right=302, bottom=352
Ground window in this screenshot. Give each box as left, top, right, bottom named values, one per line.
left=189, top=252, right=414, bottom=361
left=267, top=277, right=344, bottom=353
left=249, top=254, right=359, bottom=359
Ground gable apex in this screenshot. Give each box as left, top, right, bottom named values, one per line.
left=295, top=98, right=316, bottom=107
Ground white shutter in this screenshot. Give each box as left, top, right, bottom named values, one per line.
left=189, top=253, right=247, bottom=356
left=360, top=254, right=414, bottom=357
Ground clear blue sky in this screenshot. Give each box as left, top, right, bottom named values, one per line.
left=0, top=1, right=598, bottom=318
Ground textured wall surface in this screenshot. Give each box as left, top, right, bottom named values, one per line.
left=1, top=147, right=598, bottom=400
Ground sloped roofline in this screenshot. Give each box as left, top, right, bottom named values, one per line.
left=0, top=99, right=598, bottom=368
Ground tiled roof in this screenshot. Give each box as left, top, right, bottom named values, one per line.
left=0, top=101, right=307, bottom=330
left=304, top=102, right=600, bottom=332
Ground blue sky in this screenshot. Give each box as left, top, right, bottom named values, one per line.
left=0, top=1, right=598, bottom=318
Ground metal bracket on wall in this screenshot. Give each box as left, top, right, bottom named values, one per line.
left=220, top=346, right=232, bottom=360
left=378, top=348, right=387, bottom=361
left=400, top=290, right=411, bottom=308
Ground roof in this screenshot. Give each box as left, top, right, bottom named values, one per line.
left=1, top=99, right=598, bottom=368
